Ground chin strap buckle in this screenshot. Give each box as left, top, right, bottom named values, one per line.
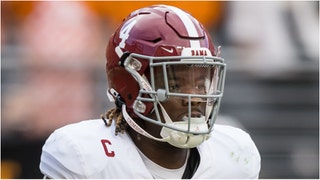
left=107, top=88, right=125, bottom=110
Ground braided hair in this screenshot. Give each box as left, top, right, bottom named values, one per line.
left=101, top=108, right=128, bottom=135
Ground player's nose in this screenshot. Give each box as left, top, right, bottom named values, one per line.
left=181, top=97, right=202, bottom=106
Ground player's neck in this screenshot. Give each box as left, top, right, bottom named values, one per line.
left=128, top=128, right=189, bottom=169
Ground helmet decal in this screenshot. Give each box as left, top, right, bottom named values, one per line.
left=115, top=18, right=137, bottom=58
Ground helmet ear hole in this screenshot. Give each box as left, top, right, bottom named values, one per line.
left=127, top=94, right=132, bottom=100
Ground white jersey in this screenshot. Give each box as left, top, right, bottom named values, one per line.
left=40, top=119, right=261, bottom=178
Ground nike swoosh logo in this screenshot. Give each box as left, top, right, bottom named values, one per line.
left=161, top=47, right=174, bottom=53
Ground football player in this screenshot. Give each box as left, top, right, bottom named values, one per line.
left=40, top=4, right=261, bottom=178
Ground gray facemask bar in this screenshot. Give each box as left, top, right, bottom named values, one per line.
left=123, top=53, right=226, bottom=135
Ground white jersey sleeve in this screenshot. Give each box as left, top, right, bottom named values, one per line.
left=39, top=119, right=152, bottom=178
left=194, top=124, right=261, bottom=179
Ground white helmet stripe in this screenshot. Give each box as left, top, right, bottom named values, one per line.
left=164, top=5, right=201, bottom=48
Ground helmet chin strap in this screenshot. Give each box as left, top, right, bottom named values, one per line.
left=122, top=102, right=210, bottom=149
left=157, top=102, right=211, bottom=148
left=121, top=104, right=168, bottom=142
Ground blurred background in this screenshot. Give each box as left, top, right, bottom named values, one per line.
left=1, top=1, right=318, bottom=179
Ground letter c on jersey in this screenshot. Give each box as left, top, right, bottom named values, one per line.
left=101, top=139, right=115, bottom=157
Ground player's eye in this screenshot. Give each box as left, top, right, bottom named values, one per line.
left=195, top=81, right=206, bottom=93
left=195, top=84, right=205, bottom=91
left=169, top=83, right=180, bottom=92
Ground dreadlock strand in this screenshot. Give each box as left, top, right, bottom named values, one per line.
left=101, top=107, right=128, bottom=135
left=114, top=111, right=122, bottom=135
left=101, top=114, right=109, bottom=126
left=102, top=108, right=117, bottom=127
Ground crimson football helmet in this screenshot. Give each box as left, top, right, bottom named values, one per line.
left=106, top=4, right=226, bottom=148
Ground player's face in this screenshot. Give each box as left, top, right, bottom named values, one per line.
left=153, top=64, right=215, bottom=123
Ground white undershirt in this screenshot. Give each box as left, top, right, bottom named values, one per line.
left=137, top=148, right=190, bottom=179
